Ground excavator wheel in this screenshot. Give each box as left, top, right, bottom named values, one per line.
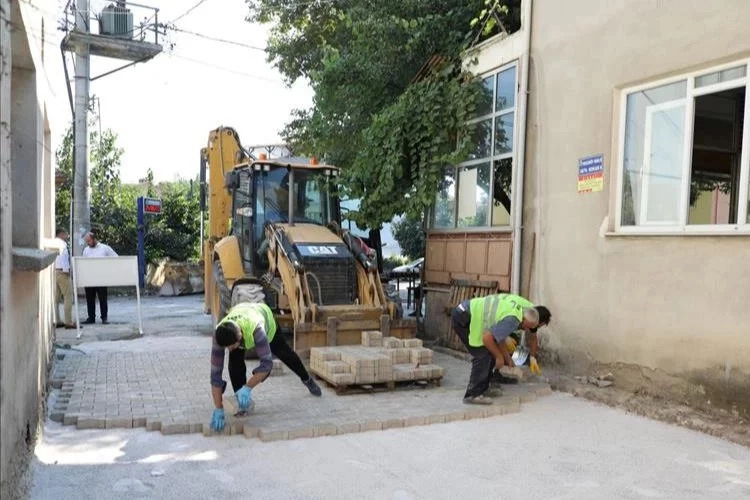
left=212, top=260, right=232, bottom=326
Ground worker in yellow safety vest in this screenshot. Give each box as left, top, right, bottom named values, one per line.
left=451, top=293, right=552, bottom=405
left=209, top=302, right=322, bottom=432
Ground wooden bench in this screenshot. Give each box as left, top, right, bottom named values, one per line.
left=443, top=279, right=504, bottom=315
left=443, top=279, right=507, bottom=352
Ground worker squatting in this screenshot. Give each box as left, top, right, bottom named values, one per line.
left=208, top=294, right=551, bottom=429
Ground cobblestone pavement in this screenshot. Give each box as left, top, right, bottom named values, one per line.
left=49, top=337, right=552, bottom=441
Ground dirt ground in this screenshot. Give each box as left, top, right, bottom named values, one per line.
left=544, top=359, right=749, bottom=448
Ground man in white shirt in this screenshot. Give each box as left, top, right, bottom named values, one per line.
left=54, top=228, right=75, bottom=329
left=82, top=232, right=118, bottom=324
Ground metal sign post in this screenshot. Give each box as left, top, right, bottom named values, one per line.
left=137, top=196, right=162, bottom=289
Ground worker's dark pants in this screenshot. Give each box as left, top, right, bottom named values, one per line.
left=452, top=306, right=494, bottom=399
left=227, top=333, right=311, bottom=393
left=84, top=286, right=108, bottom=321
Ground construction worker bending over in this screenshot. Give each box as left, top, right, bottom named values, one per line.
left=209, top=302, right=322, bottom=432
left=451, top=293, right=551, bottom=405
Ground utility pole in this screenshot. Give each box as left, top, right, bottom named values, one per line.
left=61, top=1, right=163, bottom=255
left=71, top=0, right=91, bottom=255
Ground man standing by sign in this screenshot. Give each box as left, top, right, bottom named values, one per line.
left=82, top=232, right=118, bottom=324
left=53, top=228, right=75, bottom=329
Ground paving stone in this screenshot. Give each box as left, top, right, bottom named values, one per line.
left=404, top=416, right=426, bottom=427
left=48, top=347, right=551, bottom=441
left=288, top=427, right=315, bottom=439
left=382, top=418, right=405, bottom=430
left=49, top=412, right=65, bottom=423
left=361, top=420, right=383, bottom=432
left=161, top=422, right=190, bottom=435
left=426, top=414, right=446, bottom=425
left=77, top=418, right=104, bottom=430
left=336, top=422, right=361, bottom=435
left=313, top=424, right=337, bottom=437
left=106, top=417, right=133, bottom=429
left=444, top=411, right=466, bottom=423
left=146, top=419, right=162, bottom=432
left=259, top=429, right=289, bottom=442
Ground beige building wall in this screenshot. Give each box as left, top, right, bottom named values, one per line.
left=523, top=0, right=750, bottom=388
left=1, top=0, right=60, bottom=497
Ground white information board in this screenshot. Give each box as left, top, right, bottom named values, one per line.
left=72, top=256, right=143, bottom=338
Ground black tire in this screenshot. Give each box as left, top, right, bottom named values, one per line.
left=213, top=260, right=231, bottom=325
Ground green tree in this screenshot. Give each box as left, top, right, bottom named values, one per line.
left=391, top=214, right=426, bottom=260
left=145, top=180, right=201, bottom=262
left=55, top=122, right=129, bottom=246
left=248, top=1, right=522, bottom=227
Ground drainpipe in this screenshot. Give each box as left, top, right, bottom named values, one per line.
left=511, top=0, right=533, bottom=296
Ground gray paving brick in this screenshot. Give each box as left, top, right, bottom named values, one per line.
left=260, top=429, right=289, bottom=442
left=336, top=422, right=361, bottom=435
left=48, top=347, right=551, bottom=442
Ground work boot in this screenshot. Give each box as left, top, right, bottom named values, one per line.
left=83, top=318, right=95, bottom=325
left=463, top=395, right=493, bottom=405
left=303, top=377, right=322, bottom=396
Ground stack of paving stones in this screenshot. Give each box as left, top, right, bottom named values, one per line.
left=310, top=332, right=445, bottom=388
left=48, top=346, right=553, bottom=441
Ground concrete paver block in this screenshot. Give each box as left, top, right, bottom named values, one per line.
left=426, top=414, right=446, bottom=425
left=243, top=426, right=260, bottom=439
left=313, top=424, right=337, bottom=437
left=444, top=411, right=466, bottom=423
left=106, top=417, right=133, bottom=429
left=259, top=429, right=289, bottom=442
left=161, top=422, right=190, bottom=435
left=336, top=422, right=361, bottom=435
left=404, top=416, right=426, bottom=427
left=146, top=419, right=162, bottom=432
left=382, top=418, right=405, bottom=430
left=77, top=418, right=104, bottom=430
left=361, top=421, right=383, bottom=432
left=288, top=427, right=315, bottom=439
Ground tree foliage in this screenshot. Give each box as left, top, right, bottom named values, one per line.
left=391, top=214, right=426, bottom=260
left=248, top=0, right=522, bottom=227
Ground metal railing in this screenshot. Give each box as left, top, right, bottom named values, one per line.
left=61, top=0, right=161, bottom=44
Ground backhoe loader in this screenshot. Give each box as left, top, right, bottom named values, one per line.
left=200, top=126, right=416, bottom=355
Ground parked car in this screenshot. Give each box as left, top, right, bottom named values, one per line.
left=391, top=257, right=424, bottom=275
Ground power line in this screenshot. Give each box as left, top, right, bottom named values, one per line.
left=169, top=25, right=266, bottom=52
left=166, top=51, right=281, bottom=83
left=169, top=0, right=212, bottom=24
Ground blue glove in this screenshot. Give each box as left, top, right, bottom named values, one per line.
left=210, top=408, right=225, bottom=432
left=235, top=386, right=253, bottom=411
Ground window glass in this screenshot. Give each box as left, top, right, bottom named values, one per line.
left=476, top=75, right=495, bottom=117
left=688, top=87, right=745, bottom=224
left=621, top=80, right=687, bottom=226
left=492, top=158, right=512, bottom=226
left=457, top=162, right=491, bottom=228
left=695, top=65, right=747, bottom=88
left=434, top=168, right=456, bottom=228
left=468, top=119, right=493, bottom=160
left=496, top=66, right=516, bottom=111
left=494, top=113, right=514, bottom=155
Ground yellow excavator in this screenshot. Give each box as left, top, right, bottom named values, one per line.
left=200, top=126, right=416, bottom=356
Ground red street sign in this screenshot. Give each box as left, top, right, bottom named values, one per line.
left=144, top=198, right=162, bottom=214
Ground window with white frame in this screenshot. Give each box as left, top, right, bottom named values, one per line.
left=432, top=63, right=517, bottom=229
left=618, top=60, right=750, bottom=231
